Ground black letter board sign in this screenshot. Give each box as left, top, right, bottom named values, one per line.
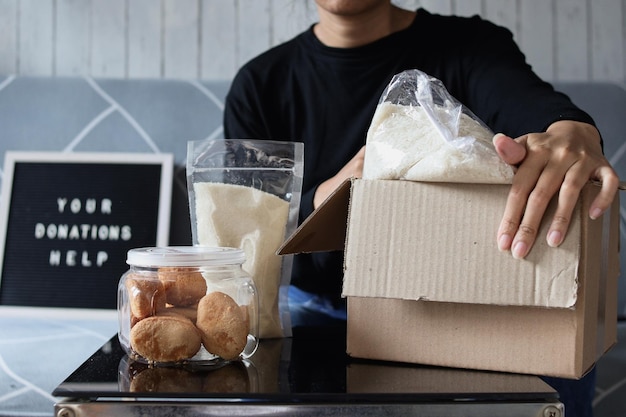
left=0, top=152, right=173, bottom=309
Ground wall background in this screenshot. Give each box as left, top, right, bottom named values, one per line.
left=0, top=0, right=624, bottom=84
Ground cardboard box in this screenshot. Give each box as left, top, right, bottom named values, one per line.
left=279, top=179, right=620, bottom=379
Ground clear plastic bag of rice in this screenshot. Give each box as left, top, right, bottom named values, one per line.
left=363, top=69, right=514, bottom=184
left=187, top=139, right=304, bottom=338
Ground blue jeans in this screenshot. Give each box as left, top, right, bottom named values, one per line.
left=542, top=370, right=596, bottom=417
left=288, top=285, right=346, bottom=327
left=288, top=285, right=596, bottom=417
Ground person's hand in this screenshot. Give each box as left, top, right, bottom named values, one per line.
left=313, top=146, right=366, bottom=209
left=493, top=120, right=619, bottom=259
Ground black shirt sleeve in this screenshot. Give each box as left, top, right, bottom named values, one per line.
left=447, top=15, right=596, bottom=137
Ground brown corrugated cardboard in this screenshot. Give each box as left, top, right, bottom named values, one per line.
left=343, top=180, right=581, bottom=308
left=279, top=179, right=620, bottom=378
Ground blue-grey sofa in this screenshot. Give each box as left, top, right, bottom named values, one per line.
left=0, top=76, right=624, bottom=317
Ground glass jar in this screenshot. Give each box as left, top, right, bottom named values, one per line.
left=118, top=246, right=258, bottom=365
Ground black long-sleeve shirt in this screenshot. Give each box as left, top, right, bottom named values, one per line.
left=224, top=8, right=595, bottom=302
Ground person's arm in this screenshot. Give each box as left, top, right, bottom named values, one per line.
left=313, top=146, right=366, bottom=209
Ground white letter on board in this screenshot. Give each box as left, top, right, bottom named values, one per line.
left=66, top=250, right=77, bottom=266
left=97, top=251, right=108, bottom=266
left=121, top=225, right=132, bottom=241
left=57, top=198, right=67, bottom=213
left=70, top=198, right=81, bottom=213
left=81, top=251, right=92, bottom=267
left=101, top=199, right=112, bottom=214
left=85, top=199, right=96, bottom=214
left=49, top=250, right=61, bottom=265
left=35, top=223, right=45, bottom=239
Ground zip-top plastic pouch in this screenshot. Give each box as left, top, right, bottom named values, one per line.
left=187, top=139, right=304, bottom=338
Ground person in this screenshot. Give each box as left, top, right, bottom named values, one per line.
left=223, top=1, right=620, bottom=416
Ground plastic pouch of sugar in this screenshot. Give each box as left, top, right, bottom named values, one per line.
left=363, top=69, right=514, bottom=184
left=187, top=139, right=304, bottom=338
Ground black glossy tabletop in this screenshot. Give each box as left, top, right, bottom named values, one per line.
left=54, top=323, right=559, bottom=405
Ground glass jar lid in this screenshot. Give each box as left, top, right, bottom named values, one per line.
left=126, top=246, right=245, bottom=267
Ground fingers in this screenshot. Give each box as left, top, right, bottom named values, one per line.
left=493, top=133, right=527, bottom=165
left=497, top=149, right=564, bottom=259
left=493, top=133, right=540, bottom=256
left=589, top=166, right=620, bottom=219
left=545, top=168, right=588, bottom=247
left=545, top=165, right=618, bottom=248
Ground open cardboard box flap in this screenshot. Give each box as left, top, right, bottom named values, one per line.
left=277, top=178, right=615, bottom=309
left=278, top=178, right=352, bottom=254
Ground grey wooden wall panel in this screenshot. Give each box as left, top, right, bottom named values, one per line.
left=237, top=0, right=271, bottom=71
left=128, top=0, right=162, bottom=78
left=0, top=0, right=18, bottom=75
left=519, top=0, right=554, bottom=81
left=55, top=0, right=90, bottom=76
left=91, top=0, right=126, bottom=78
left=163, top=0, right=198, bottom=79
left=18, top=0, right=53, bottom=75
left=0, top=0, right=624, bottom=84
left=201, top=0, right=236, bottom=79
left=555, top=0, right=589, bottom=81
left=590, top=0, right=624, bottom=81
left=453, top=0, right=482, bottom=17
left=420, top=0, right=452, bottom=15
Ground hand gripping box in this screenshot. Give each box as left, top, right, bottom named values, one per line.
left=279, top=179, right=620, bottom=379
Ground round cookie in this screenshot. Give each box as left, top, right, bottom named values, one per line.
left=130, top=315, right=202, bottom=363
left=125, top=274, right=167, bottom=320
left=196, top=292, right=248, bottom=360
left=158, top=267, right=207, bottom=307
